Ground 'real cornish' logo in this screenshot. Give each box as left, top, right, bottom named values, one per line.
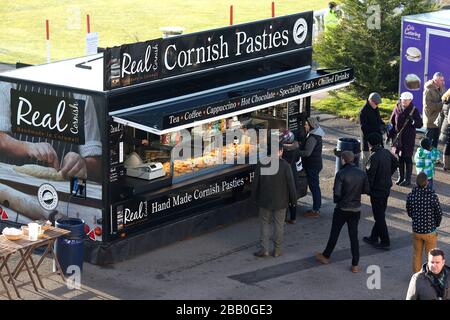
left=293, top=18, right=308, bottom=45
left=38, top=183, right=59, bottom=211
left=124, top=201, right=148, bottom=224
left=11, top=89, right=85, bottom=145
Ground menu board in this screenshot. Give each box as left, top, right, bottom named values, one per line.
left=109, top=122, right=126, bottom=183
left=287, top=100, right=301, bottom=136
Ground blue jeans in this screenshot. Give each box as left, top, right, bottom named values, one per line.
left=306, top=168, right=322, bottom=211
left=426, top=128, right=440, bottom=148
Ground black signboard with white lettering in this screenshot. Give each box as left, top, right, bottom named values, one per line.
left=104, top=39, right=161, bottom=90
left=162, top=68, right=353, bottom=130
left=103, top=11, right=312, bottom=90
left=161, top=11, right=312, bottom=78
left=111, top=167, right=253, bottom=232
left=10, top=89, right=85, bottom=145
left=287, top=100, right=301, bottom=136
left=109, top=121, right=126, bottom=183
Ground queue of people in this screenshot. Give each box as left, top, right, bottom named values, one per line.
left=250, top=72, right=448, bottom=299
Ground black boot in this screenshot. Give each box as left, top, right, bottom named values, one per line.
left=400, top=161, right=413, bottom=186
left=396, top=164, right=405, bottom=185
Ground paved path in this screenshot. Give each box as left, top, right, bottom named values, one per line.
left=75, top=114, right=448, bottom=300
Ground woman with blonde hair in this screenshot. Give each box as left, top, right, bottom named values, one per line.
left=440, top=89, right=450, bottom=170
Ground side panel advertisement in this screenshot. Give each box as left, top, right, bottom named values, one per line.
left=0, top=81, right=104, bottom=241
left=400, top=19, right=450, bottom=114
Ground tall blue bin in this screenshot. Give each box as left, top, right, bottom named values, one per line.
left=335, top=137, right=361, bottom=173
left=55, top=218, right=85, bottom=275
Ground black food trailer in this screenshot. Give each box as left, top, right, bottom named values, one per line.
left=0, top=11, right=353, bottom=264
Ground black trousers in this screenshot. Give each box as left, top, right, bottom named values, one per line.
left=426, top=127, right=440, bottom=148
left=369, top=195, right=390, bottom=246
left=323, top=208, right=360, bottom=266
left=398, top=156, right=413, bottom=181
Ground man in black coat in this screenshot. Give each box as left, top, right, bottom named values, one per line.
left=252, top=142, right=297, bottom=258
left=359, top=92, right=385, bottom=169
left=363, top=132, right=399, bottom=250
left=315, top=151, right=370, bottom=273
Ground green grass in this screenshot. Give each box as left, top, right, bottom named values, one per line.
left=0, top=0, right=329, bottom=65
left=313, top=90, right=398, bottom=122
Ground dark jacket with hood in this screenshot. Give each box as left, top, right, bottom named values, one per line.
left=406, top=264, right=450, bottom=300
left=366, top=145, right=399, bottom=198
left=298, top=126, right=324, bottom=171
left=359, top=101, right=384, bottom=152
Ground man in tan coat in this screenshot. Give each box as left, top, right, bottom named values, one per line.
left=423, top=72, right=446, bottom=149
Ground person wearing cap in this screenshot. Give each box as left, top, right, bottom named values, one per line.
left=414, top=137, right=441, bottom=190
left=423, top=72, right=446, bottom=149
left=298, top=117, right=325, bottom=218
left=363, top=132, right=398, bottom=250
left=281, top=130, right=301, bottom=224
left=324, top=2, right=340, bottom=30
left=359, top=92, right=385, bottom=169
left=387, top=92, right=423, bottom=186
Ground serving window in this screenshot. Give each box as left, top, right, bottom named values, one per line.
left=114, top=99, right=306, bottom=200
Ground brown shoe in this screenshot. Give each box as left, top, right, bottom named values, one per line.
left=286, top=219, right=296, bottom=224
left=254, top=250, right=269, bottom=258
left=315, top=252, right=330, bottom=264
left=304, top=210, right=320, bottom=218
left=351, top=265, right=360, bottom=273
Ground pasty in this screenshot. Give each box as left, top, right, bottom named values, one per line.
left=13, top=164, right=65, bottom=181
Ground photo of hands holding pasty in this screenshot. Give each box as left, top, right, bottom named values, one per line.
left=0, top=81, right=103, bottom=182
